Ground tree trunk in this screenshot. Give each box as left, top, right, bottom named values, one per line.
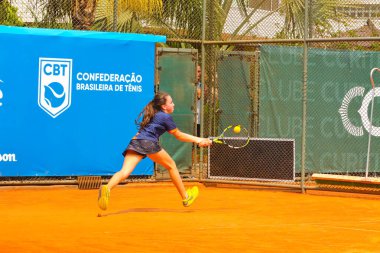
left=72, top=0, right=97, bottom=30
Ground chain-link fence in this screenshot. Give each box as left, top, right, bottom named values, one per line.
left=2, top=0, right=380, bottom=192
left=3, top=1, right=380, bottom=40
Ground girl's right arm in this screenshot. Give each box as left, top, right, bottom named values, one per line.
left=170, top=129, right=212, bottom=147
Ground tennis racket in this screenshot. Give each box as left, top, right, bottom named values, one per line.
left=212, top=125, right=250, bottom=149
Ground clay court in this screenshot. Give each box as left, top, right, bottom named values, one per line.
left=1, top=182, right=380, bottom=253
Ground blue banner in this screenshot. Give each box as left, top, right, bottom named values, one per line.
left=0, top=26, right=166, bottom=176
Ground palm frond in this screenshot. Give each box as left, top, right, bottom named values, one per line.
left=94, top=0, right=163, bottom=32
left=159, top=0, right=202, bottom=38
left=278, top=0, right=353, bottom=38
left=43, top=0, right=72, bottom=25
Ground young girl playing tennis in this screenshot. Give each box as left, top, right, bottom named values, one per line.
left=98, top=91, right=212, bottom=210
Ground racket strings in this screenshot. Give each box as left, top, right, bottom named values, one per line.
left=221, top=127, right=249, bottom=148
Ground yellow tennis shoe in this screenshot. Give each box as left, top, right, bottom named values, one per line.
left=98, top=185, right=110, bottom=210
left=182, top=186, right=199, bottom=207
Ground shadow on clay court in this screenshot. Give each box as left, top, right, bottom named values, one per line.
left=98, top=207, right=195, bottom=217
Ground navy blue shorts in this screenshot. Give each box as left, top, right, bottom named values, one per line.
left=122, top=139, right=162, bottom=157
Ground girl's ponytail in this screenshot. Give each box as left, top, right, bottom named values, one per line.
left=135, top=92, right=169, bottom=130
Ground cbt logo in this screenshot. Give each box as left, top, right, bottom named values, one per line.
left=339, top=86, right=380, bottom=137
left=38, top=58, right=72, bottom=118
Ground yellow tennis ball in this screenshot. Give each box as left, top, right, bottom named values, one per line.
left=233, top=125, right=241, bottom=134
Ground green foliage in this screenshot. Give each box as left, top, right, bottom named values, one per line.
left=347, top=30, right=357, bottom=37
left=278, top=0, right=349, bottom=39
left=41, top=0, right=72, bottom=29
left=334, top=42, right=351, bottom=50
left=93, top=0, right=164, bottom=33
left=331, top=42, right=380, bottom=52
left=370, top=43, right=380, bottom=51
left=0, top=0, right=23, bottom=26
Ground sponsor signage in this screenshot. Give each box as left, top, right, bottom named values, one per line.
left=38, top=58, right=72, bottom=118
left=0, top=26, right=166, bottom=176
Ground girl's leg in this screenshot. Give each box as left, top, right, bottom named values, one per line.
left=107, top=150, right=144, bottom=190
left=147, top=149, right=187, bottom=199
left=98, top=151, right=143, bottom=210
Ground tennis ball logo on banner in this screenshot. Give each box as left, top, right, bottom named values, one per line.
left=38, top=58, right=72, bottom=118
left=339, top=86, right=380, bottom=137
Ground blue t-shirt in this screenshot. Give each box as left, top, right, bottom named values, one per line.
left=136, top=111, right=177, bottom=142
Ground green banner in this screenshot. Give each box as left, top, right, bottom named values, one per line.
left=217, top=53, right=253, bottom=132
left=259, top=46, right=304, bottom=171
left=157, top=49, right=196, bottom=174
left=260, top=45, right=380, bottom=174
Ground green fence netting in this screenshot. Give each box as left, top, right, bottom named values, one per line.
left=156, top=48, right=197, bottom=174
left=216, top=52, right=255, bottom=136
left=259, top=45, right=380, bottom=175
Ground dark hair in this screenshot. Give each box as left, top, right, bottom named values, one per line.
left=135, top=91, right=169, bottom=130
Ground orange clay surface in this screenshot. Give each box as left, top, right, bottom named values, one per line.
left=1, top=182, right=380, bottom=253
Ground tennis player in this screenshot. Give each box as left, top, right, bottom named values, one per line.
left=98, top=91, right=212, bottom=210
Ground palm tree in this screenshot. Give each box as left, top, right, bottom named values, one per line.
left=94, top=0, right=163, bottom=32
left=22, top=0, right=162, bottom=31
left=42, top=0, right=72, bottom=28
left=156, top=0, right=263, bottom=41
left=156, top=0, right=203, bottom=39
left=95, top=0, right=266, bottom=41
left=0, top=0, right=23, bottom=26
left=278, top=0, right=349, bottom=39
left=72, top=0, right=97, bottom=30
